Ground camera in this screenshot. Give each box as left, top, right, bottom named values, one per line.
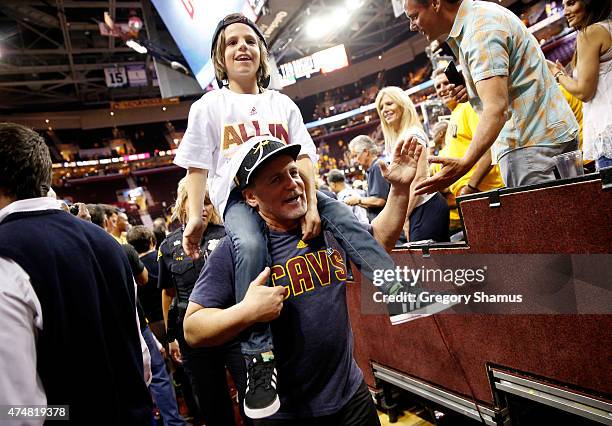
left=69, top=204, right=80, bottom=216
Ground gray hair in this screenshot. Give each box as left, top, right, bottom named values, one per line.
left=349, top=135, right=379, bottom=155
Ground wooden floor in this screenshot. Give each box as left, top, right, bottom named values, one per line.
left=378, top=410, right=434, bottom=426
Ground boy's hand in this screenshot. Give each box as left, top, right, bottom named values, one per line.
left=301, top=206, right=321, bottom=240
left=183, top=216, right=204, bottom=258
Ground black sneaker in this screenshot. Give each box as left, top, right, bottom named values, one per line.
left=244, top=351, right=280, bottom=419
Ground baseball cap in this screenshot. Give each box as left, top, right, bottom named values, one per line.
left=234, top=136, right=302, bottom=190
left=211, top=13, right=268, bottom=57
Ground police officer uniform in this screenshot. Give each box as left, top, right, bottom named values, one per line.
left=158, top=224, right=249, bottom=426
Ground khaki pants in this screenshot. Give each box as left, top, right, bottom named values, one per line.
left=498, top=139, right=578, bottom=188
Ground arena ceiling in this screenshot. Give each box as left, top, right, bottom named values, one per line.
left=0, top=0, right=520, bottom=113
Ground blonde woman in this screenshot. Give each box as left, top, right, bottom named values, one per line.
left=158, top=178, right=248, bottom=425
left=376, top=86, right=449, bottom=242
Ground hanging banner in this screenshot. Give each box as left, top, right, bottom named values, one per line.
left=104, top=67, right=128, bottom=88
left=127, top=64, right=148, bottom=87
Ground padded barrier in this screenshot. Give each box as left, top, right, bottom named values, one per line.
left=348, top=175, right=612, bottom=406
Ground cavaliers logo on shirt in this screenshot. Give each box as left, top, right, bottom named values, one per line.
left=270, top=248, right=347, bottom=300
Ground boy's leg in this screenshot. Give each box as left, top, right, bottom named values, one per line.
left=315, top=191, right=399, bottom=296
left=224, top=189, right=280, bottom=419
left=224, top=189, right=274, bottom=355
left=317, top=191, right=457, bottom=320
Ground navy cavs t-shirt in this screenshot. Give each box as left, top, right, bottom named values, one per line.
left=189, top=228, right=363, bottom=419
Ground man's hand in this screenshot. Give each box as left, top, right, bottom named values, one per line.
left=169, top=339, right=182, bottom=364
left=300, top=206, right=321, bottom=240
left=379, top=137, right=423, bottom=187
left=447, top=84, right=468, bottom=104
left=343, top=196, right=360, bottom=206
left=414, top=156, right=470, bottom=195
left=240, top=268, right=285, bottom=323
left=183, top=216, right=204, bottom=258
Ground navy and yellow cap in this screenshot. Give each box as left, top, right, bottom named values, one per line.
left=234, top=136, right=301, bottom=190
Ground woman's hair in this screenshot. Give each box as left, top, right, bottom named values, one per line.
left=171, top=177, right=221, bottom=226
left=574, top=0, right=611, bottom=31
left=375, top=86, right=424, bottom=155
left=212, top=13, right=270, bottom=90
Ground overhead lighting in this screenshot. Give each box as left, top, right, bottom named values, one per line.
left=345, top=0, right=363, bottom=10
left=110, top=111, right=115, bottom=116
left=331, top=8, right=350, bottom=26
left=126, top=39, right=147, bottom=54
left=45, top=119, right=50, bottom=124
left=162, top=106, right=167, bottom=111
left=307, top=8, right=351, bottom=39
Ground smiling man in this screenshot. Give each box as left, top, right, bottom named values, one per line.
left=404, top=0, right=579, bottom=193
left=183, top=135, right=423, bottom=425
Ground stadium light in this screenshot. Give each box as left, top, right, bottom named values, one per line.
left=306, top=9, right=350, bottom=39
left=126, top=39, right=147, bottom=54
left=345, top=0, right=363, bottom=10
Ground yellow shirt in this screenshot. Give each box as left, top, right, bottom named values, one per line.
left=431, top=102, right=504, bottom=222
left=558, top=85, right=583, bottom=151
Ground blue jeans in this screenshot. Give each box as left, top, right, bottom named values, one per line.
left=142, top=326, right=186, bottom=426
left=224, top=189, right=397, bottom=355
left=596, top=156, right=612, bottom=170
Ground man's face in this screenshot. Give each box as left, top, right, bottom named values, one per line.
left=328, top=180, right=342, bottom=194
left=117, top=212, right=130, bottom=233
left=433, top=72, right=457, bottom=109
left=349, top=147, right=370, bottom=169
left=223, top=23, right=261, bottom=84
left=404, top=0, right=443, bottom=42
left=244, top=155, right=307, bottom=229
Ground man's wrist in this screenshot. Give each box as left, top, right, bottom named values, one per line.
left=467, top=183, right=479, bottom=192
left=235, top=301, right=257, bottom=326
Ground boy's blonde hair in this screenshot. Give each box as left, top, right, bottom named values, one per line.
left=375, top=86, right=423, bottom=154
left=212, top=15, right=270, bottom=90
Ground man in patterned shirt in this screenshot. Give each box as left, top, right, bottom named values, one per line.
left=405, top=0, right=579, bottom=192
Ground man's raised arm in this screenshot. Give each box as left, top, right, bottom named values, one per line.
left=371, top=138, right=422, bottom=252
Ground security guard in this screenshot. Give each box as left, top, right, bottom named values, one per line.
left=158, top=178, right=249, bottom=426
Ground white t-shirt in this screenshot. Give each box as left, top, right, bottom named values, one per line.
left=174, top=88, right=319, bottom=215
